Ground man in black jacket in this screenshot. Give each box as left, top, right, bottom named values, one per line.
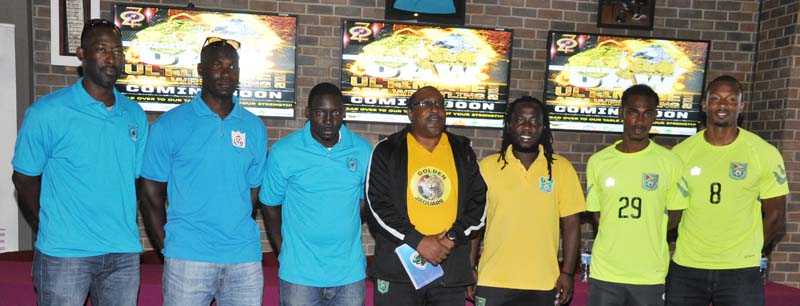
left=367, top=86, right=487, bottom=306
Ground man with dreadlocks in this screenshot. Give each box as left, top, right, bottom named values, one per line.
left=585, top=84, right=688, bottom=306
left=470, top=96, right=584, bottom=306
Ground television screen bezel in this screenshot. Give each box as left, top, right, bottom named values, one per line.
left=542, top=30, right=712, bottom=136
left=384, top=0, right=466, bottom=26
left=339, top=18, right=515, bottom=129
left=112, top=2, right=299, bottom=118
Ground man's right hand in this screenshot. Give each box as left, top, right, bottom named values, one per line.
left=416, top=234, right=451, bottom=265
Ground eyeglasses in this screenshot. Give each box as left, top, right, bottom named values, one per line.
left=203, top=37, right=241, bottom=50
left=412, top=100, right=446, bottom=110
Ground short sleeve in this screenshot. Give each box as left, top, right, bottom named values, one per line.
left=133, top=110, right=149, bottom=178
left=12, top=107, right=50, bottom=176
left=758, top=147, right=790, bottom=200
left=246, top=124, right=268, bottom=188
left=666, top=157, right=689, bottom=211
left=259, top=145, right=287, bottom=206
left=585, top=158, right=601, bottom=212
left=556, top=158, right=587, bottom=217
left=140, top=118, right=172, bottom=182
left=357, top=143, right=372, bottom=200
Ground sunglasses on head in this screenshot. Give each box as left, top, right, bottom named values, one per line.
left=84, top=19, right=119, bottom=31
left=202, top=37, right=241, bottom=50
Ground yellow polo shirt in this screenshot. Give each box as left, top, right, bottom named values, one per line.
left=406, top=133, right=458, bottom=235
left=477, top=146, right=586, bottom=290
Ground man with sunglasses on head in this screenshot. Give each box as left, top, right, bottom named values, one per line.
left=259, top=82, right=372, bottom=306
left=140, top=37, right=268, bottom=306
left=12, top=19, right=147, bottom=306
left=367, top=86, right=487, bottom=306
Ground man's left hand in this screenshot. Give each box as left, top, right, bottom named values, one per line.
left=555, top=273, right=573, bottom=305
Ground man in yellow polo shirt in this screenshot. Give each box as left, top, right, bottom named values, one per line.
left=471, top=96, right=585, bottom=306
left=666, top=76, right=789, bottom=306
left=585, top=85, right=688, bottom=305
left=367, top=86, right=487, bottom=306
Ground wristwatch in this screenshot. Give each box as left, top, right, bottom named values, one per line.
left=445, top=229, right=458, bottom=242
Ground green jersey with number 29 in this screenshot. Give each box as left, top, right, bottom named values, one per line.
left=586, top=140, right=688, bottom=285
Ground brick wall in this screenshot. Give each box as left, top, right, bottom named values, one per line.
left=27, top=0, right=799, bottom=286
left=751, top=0, right=800, bottom=286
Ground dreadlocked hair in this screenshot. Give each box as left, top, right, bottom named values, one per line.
left=497, top=96, right=556, bottom=179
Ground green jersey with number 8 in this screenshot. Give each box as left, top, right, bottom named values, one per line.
left=672, top=128, right=789, bottom=269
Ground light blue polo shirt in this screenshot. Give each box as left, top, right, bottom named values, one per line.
left=260, top=121, right=371, bottom=287
left=142, top=93, right=267, bottom=264
left=12, top=78, right=148, bottom=257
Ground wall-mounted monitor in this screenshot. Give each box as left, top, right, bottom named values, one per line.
left=341, top=20, right=513, bottom=128
left=384, top=0, right=466, bottom=25
left=113, top=3, right=297, bottom=117
left=544, top=31, right=711, bottom=136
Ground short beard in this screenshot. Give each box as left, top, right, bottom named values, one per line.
left=512, top=143, right=538, bottom=154
left=711, top=120, right=733, bottom=127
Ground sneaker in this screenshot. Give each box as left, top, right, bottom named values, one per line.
left=633, top=14, right=647, bottom=21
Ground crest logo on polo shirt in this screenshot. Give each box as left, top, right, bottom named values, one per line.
left=410, top=167, right=452, bottom=206
left=348, top=158, right=358, bottom=172
left=642, top=173, right=659, bottom=191
left=128, top=124, right=138, bottom=143
left=730, top=162, right=747, bottom=180
left=231, top=131, right=246, bottom=148
left=539, top=176, right=554, bottom=193
left=475, top=296, right=486, bottom=306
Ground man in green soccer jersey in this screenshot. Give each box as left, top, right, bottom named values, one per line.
left=586, top=84, right=688, bottom=306
left=665, top=76, right=789, bottom=306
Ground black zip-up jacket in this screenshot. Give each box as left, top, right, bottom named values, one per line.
left=366, top=126, right=487, bottom=287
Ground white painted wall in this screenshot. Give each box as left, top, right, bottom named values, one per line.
left=0, top=23, right=19, bottom=252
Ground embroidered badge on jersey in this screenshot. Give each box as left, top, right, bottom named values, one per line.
left=128, top=124, right=138, bottom=143
left=642, top=173, right=659, bottom=191
left=231, top=130, right=246, bottom=148
left=410, top=167, right=451, bottom=206
left=348, top=158, right=358, bottom=172
left=730, top=162, right=747, bottom=180
left=539, top=176, right=554, bottom=193
left=377, top=279, right=389, bottom=294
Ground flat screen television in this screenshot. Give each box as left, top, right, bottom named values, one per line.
left=543, top=31, right=711, bottom=136
left=384, top=0, right=466, bottom=25
left=112, top=3, right=297, bottom=117
left=340, top=19, right=513, bottom=128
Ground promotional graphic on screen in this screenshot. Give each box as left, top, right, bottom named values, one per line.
left=544, top=32, right=710, bottom=135
left=113, top=4, right=297, bottom=117
left=341, top=20, right=513, bottom=128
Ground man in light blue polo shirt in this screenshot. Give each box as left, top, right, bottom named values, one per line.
left=139, top=37, right=268, bottom=306
left=260, top=82, right=372, bottom=306
left=12, top=19, right=147, bottom=306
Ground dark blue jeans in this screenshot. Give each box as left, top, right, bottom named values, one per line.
left=665, top=261, right=764, bottom=306
left=33, top=250, right=139, bottom=306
